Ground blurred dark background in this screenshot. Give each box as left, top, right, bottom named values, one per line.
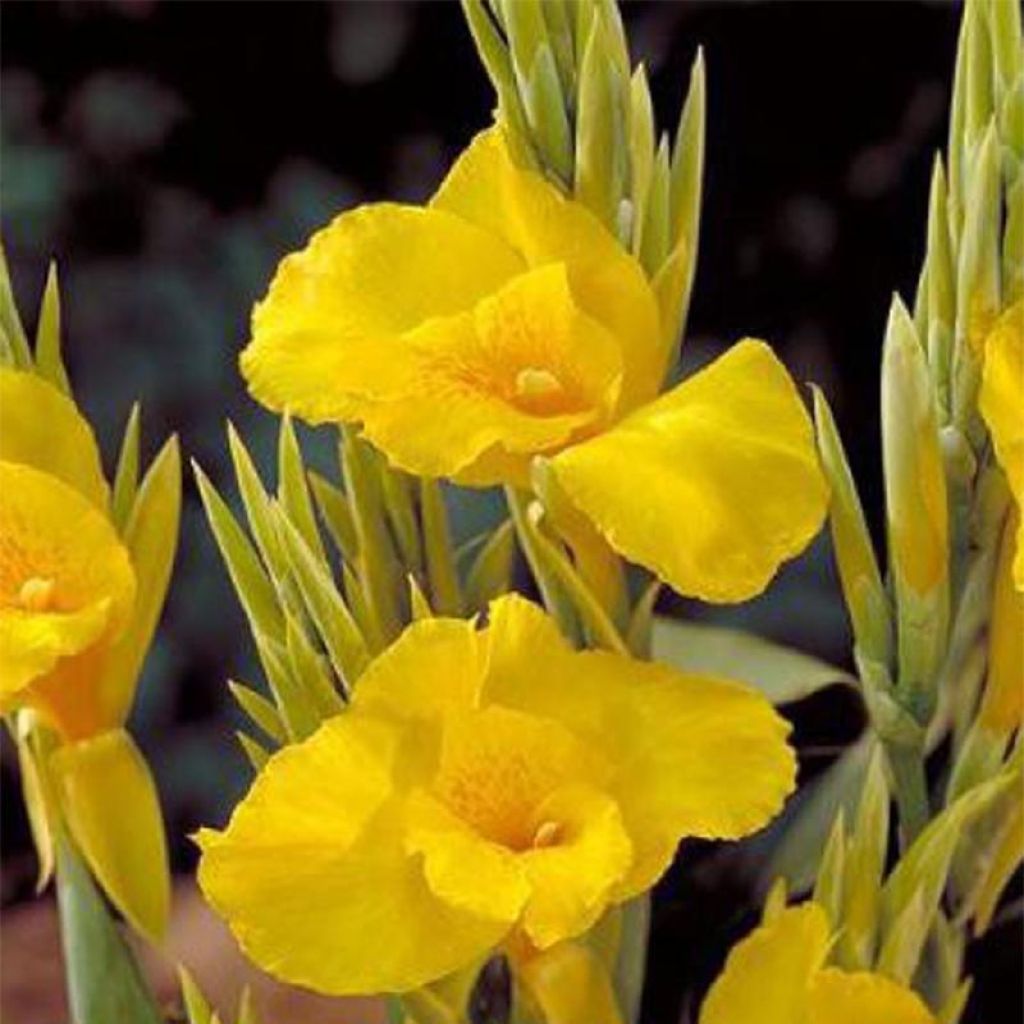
left=1, top=1, right=1018, bottom=1022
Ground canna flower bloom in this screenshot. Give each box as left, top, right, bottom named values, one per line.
left=979, top=301, right=1023, bottom=590
left=241, top=126, right=827, bottom=603
left=699, top=901, right=935, bottom=1024
left=0, top=366, right=180, bottom=941
left=197, top=594, right=795, bottom=995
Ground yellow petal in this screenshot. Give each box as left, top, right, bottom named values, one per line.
left=518, top=784, right=633, bottom=949
left=550, top=339, right=828, bottom=602
left=0, top=368, right=108, bottom=508
left=699, top=903, right=830, bottom=1024
left=354, top=615, right=485, bottom=720
left=979, top=301, right=1024, bottom=588
left=197, top=712, right=508, bottom=994
left=432, top=126, right=665, bottom=409
left=519, top=941, right=625, bottom=1024
left=980, top=510, right=1023, bottom=733
left=0, top=462, right=136, bottom=703
left=240, top=203, right=523, bottom=424
left=52, top=728, right=170, bottom=942
left=482, top=595, right=796, bottom=894
left=405, top=789, right=530, bottom=924
left=355, top=264, right=622, bottom=484
left=808, top=968, right=935, bottom=1024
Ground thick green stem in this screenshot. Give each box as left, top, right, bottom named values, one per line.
left=886, top=739, right=931, bottom=848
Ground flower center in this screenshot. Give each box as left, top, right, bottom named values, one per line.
left=16, top=576, right=57, bottom=612
left=432, top=707, right=598, bottom=853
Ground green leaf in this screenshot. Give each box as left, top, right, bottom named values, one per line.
left=380, top=467, right=423, bottom=575
left=341, top=429, right=404, bottom=645
left=813, top=387, right=892, bottom=666
left=309, top=470, right=359, bottom=566
left=253, top=633, right=320, bottom=742
left=275, top=508, right=370, bottom=689
left=628, top=63, right=655, bottom=256
left=0, top=241, right=33, bottom=368
left=194, top=460, right=284, bottom=644
left=103, top=436, right=182, bottom=725
left=812, top=809, right=847, bottom=930
left=523, top=41, right=574, bottom=185
left=236, top=731, right=269, bottom=773
left=639, top=136, right=671, bottom=275
left=876, top=889, right=929, bottom=983
left=667, top=48, right=705, bottom=339
left=880, top=771, right=1014, bottom=972
left=227, top=422, right=289, bottom=585
left=34, top=260, right=70, bottom=393
left=464, top=519, right=516, bottom=614
left=625, top=579, right=660, bottom=659
left=227, top=680, right=286, bottom=745
left=651, top=616, right=856, bottom=704
left=512, top=490, right=624, bottom=653
left=278, top=416, right=326, bottom=564
left=757, top=736, right=874, bottom=894
left=178, top=965, right=214, bottom=1024
left=285, top=612, right=344, bottom=720
left=55, top=839, right=163, bottom=1024
left=575, top=12, right=627, bottom=234
left=838, top=746, right=890, bottom=968
left=111, top=403, right=141, bottom=534
left=420, top=479, right=463, bottom=617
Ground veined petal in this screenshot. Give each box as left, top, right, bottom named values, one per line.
left=197, top=712, right=507, bottom=994
left=0, top=462, right=135, bottom=703
left=0, top=368, right=108, bottom=509
left=432, top=127, right=665, bottom=409
left=979, top=301, right=1023, bottom=588
left=53, top=729, right=170, bottom=942
left=699, top=903, right=830, bottom=1024
left=807, top=969, right=935, bottom=1024
left=549, top=339, right=828, bottom=602
left=357, top=265, right=622, bottom=484
left=240, top=203, right=524, bottom=424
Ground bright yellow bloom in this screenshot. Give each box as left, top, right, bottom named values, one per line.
left=197, top=594, right=795, bottom=995
left=979, top=301, right=1023, bottom=590
left=241, top=126, right=828, bottom=603
left=0, top=366, right=179, bottom=941
left=699, top=902, right=935, bottom=1024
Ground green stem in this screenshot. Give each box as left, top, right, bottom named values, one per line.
left=505, top=486, right=581, bottom=644
left=886, top=739, right=931, bottom=848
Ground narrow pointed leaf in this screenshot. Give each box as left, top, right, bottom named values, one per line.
left=111, top=403, right=141, bottom=534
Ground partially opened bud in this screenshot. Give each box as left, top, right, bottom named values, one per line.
left=881, top=296, right=950, bottom=714
left=813, top=387, right=891, bottom=666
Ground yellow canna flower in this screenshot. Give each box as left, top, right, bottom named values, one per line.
left=979, top=300, right=1023, bottom=591
left=197, top=593, right=796, bottom=995
left=0, top=366, right=180, bottom=942
left=699, top=902, right=935, bottom=1024
left=241, top=126, right=828, bottom=603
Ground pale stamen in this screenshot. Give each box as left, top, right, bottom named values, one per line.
left=18, top=576, right=56, bottom=612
